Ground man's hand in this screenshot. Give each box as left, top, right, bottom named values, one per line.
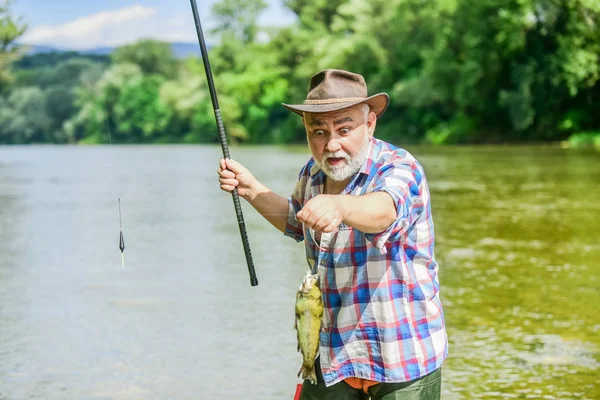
left=218, top=158, right=259, bottom=200
left=298, top=192, right=397, bottom=234
left=296, top=195, right=346, bottom=233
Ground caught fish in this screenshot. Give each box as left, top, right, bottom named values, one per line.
left=295, top=270, right=324, bottom=384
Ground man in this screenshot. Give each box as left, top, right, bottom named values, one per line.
left=218, top=69, right=447, bottom=400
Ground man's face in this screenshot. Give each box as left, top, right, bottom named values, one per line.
left=304, top=105, right=377, bottom=182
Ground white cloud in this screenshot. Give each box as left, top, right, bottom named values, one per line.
left=19, top=2, right=297, bottom=50
left=20, top=4, right=198, bottom=50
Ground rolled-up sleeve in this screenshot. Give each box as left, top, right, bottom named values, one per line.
left=283, top=174, right=305, bottom=242
left=364, top=161, right=425, bottom=249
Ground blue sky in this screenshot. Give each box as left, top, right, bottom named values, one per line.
left=12, top=0, right=297, bottom=50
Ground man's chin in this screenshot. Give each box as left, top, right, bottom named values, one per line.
left=323, top=166, right=353, bottom=181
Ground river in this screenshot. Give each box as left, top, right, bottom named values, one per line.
left=0, top=145, right=598, bottom=399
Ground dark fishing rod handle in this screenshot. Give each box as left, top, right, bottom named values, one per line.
left=232, top=188, right=258, bottom=287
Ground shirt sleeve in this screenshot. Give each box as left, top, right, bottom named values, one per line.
left=364, top=160, right=425, bottom=250
left=283, top=170, right=306, bottom=242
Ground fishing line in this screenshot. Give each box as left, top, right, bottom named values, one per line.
left=96, top=53, right=125, bottom=268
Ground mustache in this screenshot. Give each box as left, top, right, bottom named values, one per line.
left=322, top=151, right=349, bottom=162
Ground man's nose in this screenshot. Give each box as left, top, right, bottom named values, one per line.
left=326, top=138, right=341, bottom=152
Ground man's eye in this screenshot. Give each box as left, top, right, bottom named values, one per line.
left=314, top=130, right=325, bottom=136
left=340, top=127, right=351, bottom=134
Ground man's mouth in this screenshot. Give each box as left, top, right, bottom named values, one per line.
left=327, top=157, right=347, bottom=166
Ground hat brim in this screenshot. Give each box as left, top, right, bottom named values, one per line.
left=282, top=93, right=390, bottom=118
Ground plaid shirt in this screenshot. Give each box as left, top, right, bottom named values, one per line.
left=284, top=138, right=448, bottom=386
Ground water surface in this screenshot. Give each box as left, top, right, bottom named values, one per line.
left=0, top=145, right=598, bottom=399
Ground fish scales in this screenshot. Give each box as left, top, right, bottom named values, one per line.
left=295, top=271, right=324, bottom=384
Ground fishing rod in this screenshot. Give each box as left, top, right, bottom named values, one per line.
left=189, top=0, right=258, bottom=287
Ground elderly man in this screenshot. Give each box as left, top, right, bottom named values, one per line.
left=218, top=69, right=447, bottom=400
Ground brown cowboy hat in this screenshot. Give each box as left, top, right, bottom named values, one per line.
left=282, top=69, right=389, bottom=117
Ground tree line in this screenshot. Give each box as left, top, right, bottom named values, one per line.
left=0, top=0, right=598, bottom=146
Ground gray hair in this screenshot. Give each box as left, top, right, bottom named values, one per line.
left=359, top=104, right=370, bottom=120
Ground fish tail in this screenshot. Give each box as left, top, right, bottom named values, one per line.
left=307, top=367, right=317, bottom=384
left=300, top=366, right=318, bottom=385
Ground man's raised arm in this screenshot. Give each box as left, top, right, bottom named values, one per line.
left=218, top=158, right=290, bottom=233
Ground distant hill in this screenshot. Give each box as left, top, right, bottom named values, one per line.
left=167, top=42, right=203, bottom=58
left=14, top=51, right=111, bottom=69
left=18, top=42, right=204, bottom=59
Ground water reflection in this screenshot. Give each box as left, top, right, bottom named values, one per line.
left=422, top=146, right=600, bottom=400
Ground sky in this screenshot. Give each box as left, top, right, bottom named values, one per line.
left=11, top=0, right=297, bottom=50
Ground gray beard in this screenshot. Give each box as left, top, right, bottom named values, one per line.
left=314, top=135, right=371, bottom=182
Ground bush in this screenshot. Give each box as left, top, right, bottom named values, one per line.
left=568, top=132, right=600, bottom=150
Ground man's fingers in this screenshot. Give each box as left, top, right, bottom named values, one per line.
left=219, top=158, right=242, bottom=176
left=225, top=158, right=245, bottom=174
left=220, top=184, right=237, bottom=192
left=299, top=208, right=337, bottom=232
left=297, top=196, right=343, bottom=231
left=219, top=168, right=235, bottom=179
left=220, top=178, right=239, bottom=187
left=312, top=211, right=338, bottom=232
left=297, top=209, right=317, bottom=225
left=218, top=158, right=248, bottom=195
left=297, top=210, right=315, bottom=227
left=297, top=198, right=328, bottom=221
left=321, top=216, right=342, bottom=233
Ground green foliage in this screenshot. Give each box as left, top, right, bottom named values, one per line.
left=67, top=58, right=206, bottom=144
left=14, top=51, right=109, bottom=69
left=568, top=131, right=600, bottom=150
left=0, top=54, right=105, bottom=143
left=0, top=0, right=26, bottom=89
left=113, top=74, right=172, bottom=141
left=1, top=0, right=599, bottom=145
left=285, top=0, right=347, bottom=32
left=66, top=63, right=141, bottom=143
left=425, top=115, right=478, bottom=145
left=111, top=40, right=177, bottom=78
left=212, top=0, right=268, bottom=43
left=0, top=87, right=51, bottom=143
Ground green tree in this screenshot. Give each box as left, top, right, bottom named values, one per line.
left=14, top=51, right=109, bottom=70
left=160, top=58, right=225, bottom=143
left=0, top=87, right=51, bottom=143
left=5, top=0, right=597, bottom=145
left=396, top=0, right=600, bottom=143
left=284, top=0, right=347, bottom=32
left=0, top=0, right=26, bottom=89
left=212, top=0, right=268, bottom=43
left=111, top=40, right=177, bottom=78
left=114, top=73, right=172, bottom=142
left=65, top=63, right=143, bottom=143
left=65, top=63, right=174, bottom=143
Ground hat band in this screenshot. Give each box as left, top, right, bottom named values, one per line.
left=303, top=97, right=366, bottom=105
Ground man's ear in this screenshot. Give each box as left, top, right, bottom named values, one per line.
left=367, top=111, right=377, bottom=137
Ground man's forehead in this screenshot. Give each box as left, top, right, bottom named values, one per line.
left=304, top=108, right=361, bottom=126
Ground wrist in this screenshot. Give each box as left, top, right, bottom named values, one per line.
left=332, top=194, right=349, bottom=222
left=244, top=181, right=267, bottom=202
